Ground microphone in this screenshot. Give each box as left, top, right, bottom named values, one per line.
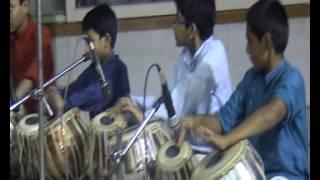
left=156, top=65, right=180, bottom=131
left=83, top=37, right=113, bottom=104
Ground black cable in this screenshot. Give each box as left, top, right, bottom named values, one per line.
left=142, top=63, right=160, bottom=121
left=142, top=63, right=160, bottom=180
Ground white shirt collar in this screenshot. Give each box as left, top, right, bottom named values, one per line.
left=182, top=35, right=215, bottom=67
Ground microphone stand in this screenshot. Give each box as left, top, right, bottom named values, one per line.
left=10, top=55, right=89, bottom=112
left=36, top=0, right=46, bottom=178
left=106, top=97, right=163, bottom=180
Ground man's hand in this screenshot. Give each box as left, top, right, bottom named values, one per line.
left=15, top=79, right=33, bottom=99
left=105, top=97, right=143, bottom=123
left=45, top=86, right=64, bottom=117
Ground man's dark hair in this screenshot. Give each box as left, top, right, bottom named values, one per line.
left=174, top=0, right=216, bottom=41
left=82, top=4, right=118, bottom=48
left=246, top=0, right=289, bottom=54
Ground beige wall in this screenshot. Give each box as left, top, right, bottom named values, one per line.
left=52, top=17, right=310, bottom=106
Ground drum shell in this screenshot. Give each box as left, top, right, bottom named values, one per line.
left=155, top=141, right=194, bottom=180
left=10, top=141, right=20, bottom=179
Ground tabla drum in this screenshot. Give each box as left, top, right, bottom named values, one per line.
left=190, top=140, right=266, bottom=180
left=15, top=113, right=43, bottom=179
left=155, top=140, right=194, bottom=180
left=109, top=120, right=172, bottom=180
left=15, top=108, right=89, bottom=180
left=45, top=108, right=89, bottom=179
left=85, top=111, right=128, bottom=179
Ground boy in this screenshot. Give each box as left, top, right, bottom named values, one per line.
left=132, top=0, right=232, bottom=155
left=179, top=0, right=309, bottom=179
left=61, top=4, right=131, bottom=120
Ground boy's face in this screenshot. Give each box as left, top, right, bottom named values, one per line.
left=172, top=11, right=191, bottom=47
left=85, top=29, right=112, bottom=61
left=10, top=0, right=29, bottom=33
left=246, top=26, right=270, bottom=72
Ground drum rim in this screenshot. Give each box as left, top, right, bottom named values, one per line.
left=156, top=140, right=193, bottom=171
left=91, top=111, right=127, bottom=132
left=16, top=113, right=41, bottom=134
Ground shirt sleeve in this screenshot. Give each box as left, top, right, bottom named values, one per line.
left=272, top=70, right=305, bottom=125
left=66, top=81, right=105, bottom=110
left=171, top=62, right=215, bottom=117
left=64, top=75, right=86, bottom=97
left=218, top=72, right=248, bottom=134
left=24, top=27, right=54, bottom=85
left=117, top=63, right=130, bottom=97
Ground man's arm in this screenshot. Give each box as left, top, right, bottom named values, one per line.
left=15, top=78, right=33, bottom=99
left=16, top=27, right=54, bottom=99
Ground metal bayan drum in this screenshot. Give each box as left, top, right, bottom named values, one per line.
left=110, top=120, right=172, bottom=179
left=15, top=108, right=89, bottom=179
left=85, top=111, right=128, bottom=179
left=191, top=140, right=266, bottom=180
left=155, top=141, right=194, bottom=180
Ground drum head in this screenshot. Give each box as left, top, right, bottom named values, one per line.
left=191, top=140, right=249, bottom=179
left=157, top=141, right=192, bottom=171
left=16, top=113, right=40, bottom=135
left=91, top=111, right=127, bottom=134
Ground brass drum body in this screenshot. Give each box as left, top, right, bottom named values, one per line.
left=110, top=120, right=172, bottom=180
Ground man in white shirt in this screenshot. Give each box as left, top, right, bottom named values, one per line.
left=132, top=0, right=232, bottom=155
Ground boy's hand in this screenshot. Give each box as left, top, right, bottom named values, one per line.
left=45, top=86, right=64, bottom=117
left=177, top=116, right=200, bottom=146
left=195, top=125, right=230, bottom=150
left=105, top=97, right=143, bottom=123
